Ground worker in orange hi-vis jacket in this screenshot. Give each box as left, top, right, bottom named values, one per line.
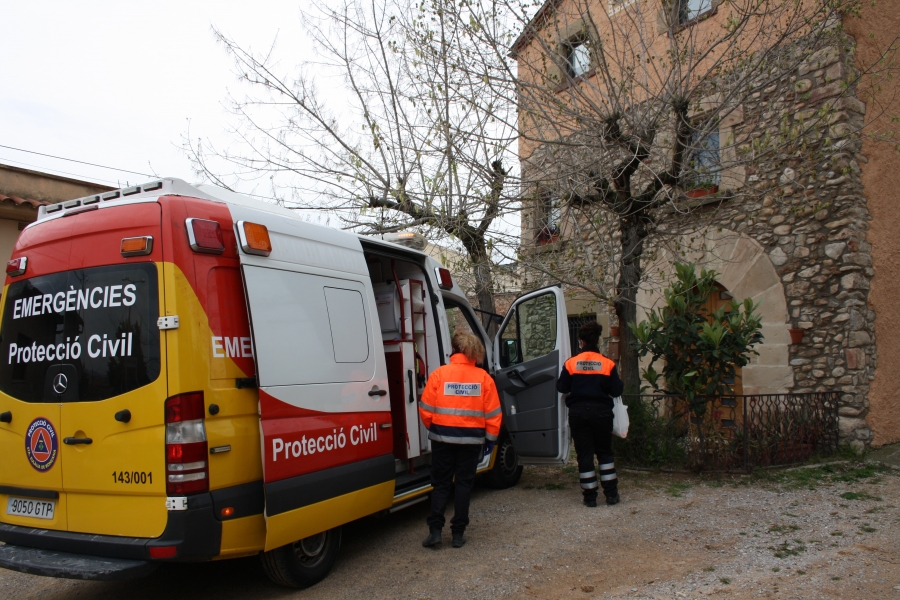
left=557, top=320, right=625, bottom=508
left=419, top=331, right=502, bottom=549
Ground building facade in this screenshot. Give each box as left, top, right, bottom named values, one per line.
left=512, top=0, right=900, bottom=448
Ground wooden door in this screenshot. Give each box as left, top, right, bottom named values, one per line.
left=704, top=283, right=743, bottom=429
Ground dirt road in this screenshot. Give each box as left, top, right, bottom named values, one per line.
left=1, top=461, right=898, bottom=599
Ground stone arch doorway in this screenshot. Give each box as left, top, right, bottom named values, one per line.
left=637, top=228, right=793, bottom=395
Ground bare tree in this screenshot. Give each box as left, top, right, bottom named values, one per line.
left=185, top=0, right=520, bottom=325
left=454, top=0, right=899, bottom=389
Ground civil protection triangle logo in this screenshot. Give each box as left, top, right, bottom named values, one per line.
left=25, top=417, right=58, bottom=472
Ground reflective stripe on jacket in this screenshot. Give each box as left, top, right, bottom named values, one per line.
left=419, top=353, right=502, bottom=445
left=557, top=347, right=624, bottom=409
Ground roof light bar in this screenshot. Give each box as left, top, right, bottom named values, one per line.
left=186, top=218, right=225, bottom=254
left=237, top=221, right=271, bottom=257
left=121, top=236, right=153, bottom=257
left=6, top=257, right=27, bottom=277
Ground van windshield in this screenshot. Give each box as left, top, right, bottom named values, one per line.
left=0, top=263, right=160, bottom=403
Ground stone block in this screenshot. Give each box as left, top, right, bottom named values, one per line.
left=798, top=265, right=820, bottom=278
left=769, top=247, right=788, bottom=266
left=755, top=343, right=789, bottom=366
left=830, top=123, right=854, bottom=138
left=770, top=215, right=786, bottom=225
left=824, top=242, right=846, bottom=258
left=839, top=417, right=866, bottom=438
left=774, top=225, right=792, bottom=235
left=841, top=272, right=869, bottom=290
left=844, top=347, right=866, bottom=369
left=794, top=79, right=813, bottom=93
left=836, top=96, right=866, bottom=115
left=761, top=323, right=791, bottom=347
left=842, top=252, right=872, bottom=267
left=786, top=281, right=811, bottom=297
left=825, top=62, right=844, bottom=82
left=742, top=365, right=793, bottom=393
left=848, top=331, right=871, bottom=348
left=807, top=81, right=844, bottom=104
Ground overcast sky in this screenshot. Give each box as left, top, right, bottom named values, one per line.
left=2, top=1, right=311, bottom=190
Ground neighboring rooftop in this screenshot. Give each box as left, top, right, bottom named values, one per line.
left=0, top=163, right=114, bottom=208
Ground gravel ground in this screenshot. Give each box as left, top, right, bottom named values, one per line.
left=1, top=459, right=898, bottom=599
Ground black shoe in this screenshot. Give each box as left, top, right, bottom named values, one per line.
left=583, top=498, right=598, bottom=508
left=451, top=533, right=466, bottom=548
left=606, top=493, right=620, bottom=506
left=422, top=529, right=442, bottom=547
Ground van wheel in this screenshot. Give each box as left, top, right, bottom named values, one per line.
left=260, top=527, right=342, bottom=589
left=482, top=434, right=523, bottom=489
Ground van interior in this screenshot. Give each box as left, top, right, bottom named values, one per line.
left=363, top=249, right=487, bottom=502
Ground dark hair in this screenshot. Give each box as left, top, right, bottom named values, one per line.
left=578, top=321, right=602, bottom=347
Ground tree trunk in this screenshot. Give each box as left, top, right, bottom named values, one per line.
left=461, top=234, right=497, bottom=337
left=614, top=214, right=648, bottom=393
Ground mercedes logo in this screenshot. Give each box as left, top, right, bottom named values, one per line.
left=52, top=373, right=68, bottom=394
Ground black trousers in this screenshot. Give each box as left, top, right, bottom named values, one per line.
left=427, top=440, right=483, bottom=533
left=568, top=403, right=618, bottom=502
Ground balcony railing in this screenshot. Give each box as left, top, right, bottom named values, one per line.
left=613, top=393, right=840, bottom=471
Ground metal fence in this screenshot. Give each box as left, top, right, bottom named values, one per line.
left=612, top=393, right=840, bottom=471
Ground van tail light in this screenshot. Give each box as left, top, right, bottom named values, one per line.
left=237, top=221, right=272, bottom=256
left=6, top=257, right=27, bottom=277
left=186, top=218, right=225, bottom=254
left=435, top=267, right=453, bottom=290
left=165, top=392, right=208, bottom=495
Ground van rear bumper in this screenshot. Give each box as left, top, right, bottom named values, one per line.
left=0, top=493, right=221, bottom=563
left=0, top=545, right=157, bottom=581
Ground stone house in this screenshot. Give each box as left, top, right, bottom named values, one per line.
left=510, top=0, right=900, bottom=448
left=0, top=164, right=112, bottom=262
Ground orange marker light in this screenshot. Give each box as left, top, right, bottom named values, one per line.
left=220, top=506, right=235, bottom=518
left=120, top=236, right=153, bottom=257
left=238, top=221, right=272, bottom=256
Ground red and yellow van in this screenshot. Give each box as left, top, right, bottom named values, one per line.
left=0, top=179, right=571, bottom=587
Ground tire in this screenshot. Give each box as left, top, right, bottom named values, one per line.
left=260, top=527, right=342, bottom=589
left=482, top=433, right=523, bottom=489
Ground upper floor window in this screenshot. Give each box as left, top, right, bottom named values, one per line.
left=680, top=0, right=713, bottom=23
left=535, top=195, right=561, bottom=244
left=688, top=128, right=721, bottom=189
left=563, top=38, right=591, bottom=78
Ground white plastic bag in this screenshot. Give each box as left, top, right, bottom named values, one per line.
left=612, top=396, right=629, bottom=439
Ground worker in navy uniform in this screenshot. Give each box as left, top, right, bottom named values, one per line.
left=557, top=321, right=624, bottom=507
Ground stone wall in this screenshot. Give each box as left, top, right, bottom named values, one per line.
left=518, top=27, right=880, bottom=448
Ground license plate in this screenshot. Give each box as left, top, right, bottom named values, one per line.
left=6, top=497, right=55, bottom=520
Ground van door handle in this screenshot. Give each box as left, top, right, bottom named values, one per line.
left=368, top=388, right=387, bottom=397
left=63, top=437, right=93, bottom=445
left=407, top=371, right=415, bottom=404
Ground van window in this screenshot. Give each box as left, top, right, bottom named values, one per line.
left=324, top=287, right=369, bottom=363
left=0, top=263, right=160, bottom=403
left=242, top=267, right=375, bottom=386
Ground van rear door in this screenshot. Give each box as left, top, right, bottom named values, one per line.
left=0, top=204, right=169, bottom=538
left=493, top=286, right=571, bottom=465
